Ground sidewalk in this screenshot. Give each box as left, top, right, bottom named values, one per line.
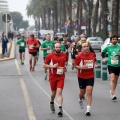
left=0, top=40, right=15, bottom=61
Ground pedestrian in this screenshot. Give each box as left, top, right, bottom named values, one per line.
left=43, top=43, right=68, bottom=117
left=41, top=33, right=54, bottom=80
left=101, top=35, right=120, bottom=100
left=74, top=43, right=97, bottom=116
left=16, top=35, right=26, bottom=65
left=27, top=34, right=39, bottom=71
left=1, top=34, right=9, bottom=57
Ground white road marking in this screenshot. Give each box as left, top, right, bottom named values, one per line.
left=25, top=64, right=74, bottom=120
left=20, top=78, right=36, bottom=120
left=15, top=59, right=21, bottom=75
left=15, top=59, right=36, bottom=120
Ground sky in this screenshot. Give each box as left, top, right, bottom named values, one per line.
left=7, top=0, right=34, bottom=26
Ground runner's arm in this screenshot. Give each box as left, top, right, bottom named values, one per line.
left=43, top=63, right=58, bottom=69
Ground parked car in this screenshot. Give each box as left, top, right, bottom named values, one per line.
left=87, top=37, right=104, bottom=52
left=101, top=38, right=120, bottom=52
left=56, top=33, right=65, bottom=38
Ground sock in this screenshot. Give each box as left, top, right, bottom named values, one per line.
left=59, top=106, right=62, bottom=108
left=86, top=106, right=91, bottom=112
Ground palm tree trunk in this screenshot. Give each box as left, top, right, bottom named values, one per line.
left=101, top=0, right=108, bottom=40
left=93, top=0, right=99, bottom=36
left=69, top=0, right=73, bottom=34
left=112, top=0, right=119, bottom=35
left=76, top=0, right=80, bottom=33
left=53, top=0, right=58, bottom=32
left=63, top=0, right=66, bottom=33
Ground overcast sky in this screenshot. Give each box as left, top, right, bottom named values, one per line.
left=7, top=0, right=34, bottom=26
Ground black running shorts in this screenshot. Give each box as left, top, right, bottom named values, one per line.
left=29, top=52, right=37, bottom=56
left=19, top=49, right=25, bottom=53
left=78, top=78, right=94, bottom=89
left=108, top=65, right=120, bottom=76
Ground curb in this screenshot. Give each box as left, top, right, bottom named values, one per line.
left=0, top=40, right=15, bottom=62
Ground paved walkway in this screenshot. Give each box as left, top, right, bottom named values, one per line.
left=0, top=40, right=15, bottom=61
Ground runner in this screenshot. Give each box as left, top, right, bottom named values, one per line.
left=70, top=37, right=79, bottom=70
left=63, top=36, right=71, bottom=57
left=78, top=34, right=91, bottom=46
left=27, top=34, right=39, bottom=71
left=57, top=38, right=66, bottom=52
left=41, top=33, right=54, bottom=80
left=44, top=43, right=68, bottom=117
left=74, top=43, right=97, bottom=116
left=35, top=37, right=41, bottom=62
left=101, top=35, right=120, bottom=100
left=77, top=37, right=95, bottom=53
left=16, top=35, right=26, bottom=65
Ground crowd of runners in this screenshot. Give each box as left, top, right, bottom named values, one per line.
left=16, top=33, right=120, bottom=117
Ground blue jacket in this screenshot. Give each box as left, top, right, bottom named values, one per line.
left=1, top=37, right=9, bottom=46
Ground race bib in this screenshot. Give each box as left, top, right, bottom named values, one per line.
left=57, top=67, right=63, bottom=75
left=85, top=60, right=93, bottom=68
left=47, top=49, right=52, bottom=53
left=111, top=57, right=118, bottom=65
left=21, top=42, right=24, bottom=47
left=29, top=45, right=34, bottom=49
left=86, top=63, right=93, bottom=68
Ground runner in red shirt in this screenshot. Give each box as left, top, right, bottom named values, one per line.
left=74, top=43, right=97, bottom=116
left=27, top=34, right=39, bottom=71
left=44, top=43, right=68, bottom=117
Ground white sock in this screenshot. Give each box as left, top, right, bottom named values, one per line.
left=86, top=106, right=91, bottom=112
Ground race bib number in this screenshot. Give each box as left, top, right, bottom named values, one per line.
left=29, top=45, right=34, bottom=49
left=86, top=63, right=93, bottom=68
left=57, top=67, right=63, bottom=75
left=111, top=57, right=118, bottom=65
left=21, top=42, right=24, bottom=47
left=47, top=49, right=52, bottom=53
left=85, top=60, right=93, bottom=68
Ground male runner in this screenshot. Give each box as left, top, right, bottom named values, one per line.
left=16, top=35, right=26, bottom=64
left=102, top=35, right=120, bottom=100
left=44, top=43, right=68, bottom=117
left=27, top=34, right=39, bottom=71
left=75, top=43, right=97, bottom=116
left=41, top=33, right=54, bottom=80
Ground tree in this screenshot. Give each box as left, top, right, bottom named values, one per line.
left=92, top=0, right=99, bottom=36
left=112, top=0, right=119, bottom=35
left=20, top=20, right=29, bottom=29
left=10, top=12, right=23, bottom=30
left=101, top=0, right=108, bottom=40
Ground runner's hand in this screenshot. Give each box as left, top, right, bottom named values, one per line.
left=117, top=52, right=120, bottom=56
left=81, top=65, right=88, bottom=70
left=102, top=58, right=107, bottom=63
left=53, top=63, right=58, bottom=68
left=94, top=64, right=98, bottom=68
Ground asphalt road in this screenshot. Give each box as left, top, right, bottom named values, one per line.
left=0, top=43, right=120, bottom=120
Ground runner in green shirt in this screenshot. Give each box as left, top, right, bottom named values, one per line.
left=41, top=33, right=54, bottom=80
left=102, top=35, right=120, bottom=101
left=16, top=35, right=26, bottom=65
left=57, top=38, right=66, bottom=52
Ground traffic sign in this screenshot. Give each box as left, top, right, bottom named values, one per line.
left=2, top=14, right=11, bottom=23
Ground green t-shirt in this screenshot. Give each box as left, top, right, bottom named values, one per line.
left=16, top=39, right=26, bottom=50
left=61, top=44, right=66, bottom=52
left=41, top=40, right=54, bottom=57
left=103, top=44, right=120, bottom=67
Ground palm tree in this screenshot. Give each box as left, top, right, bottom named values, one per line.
left=112, top=0, right=119, bottom=35
left=92, top=0, right=99, bottom=36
